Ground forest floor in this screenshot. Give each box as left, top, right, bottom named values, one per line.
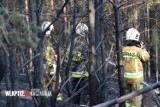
left=0, top=73, right=159, bottom=107
left=0, top=73, right=35, bottom=107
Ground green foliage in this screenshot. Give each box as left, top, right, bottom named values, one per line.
left=30, top=21, right=37, bottom=33
left=0, top=8, right=8, bottom=15
left=9, top=12, right=26, bottom=27
left=0, top=8, right=39, bottom=49
left=0, top=16, right=5, bottom=27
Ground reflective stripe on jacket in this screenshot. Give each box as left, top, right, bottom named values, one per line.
left=122, top=46, right=149, bottom=84
left=124, top=71, right=143, bottom=79
left=70, top=71, right=89, bottom=78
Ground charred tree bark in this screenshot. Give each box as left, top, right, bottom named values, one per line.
left=95, top=0, right=105, bottom=102
left=0, top=48, right=5, bottom=82
left=88, top=0, right=101, bottom=106
left=62, top=0, right=68, bottom=48
left=51, top=45, right=60, bottom=107
left=4, top=49, right=12, bottom=107
left=149, top=6, right=157, bottom=84
left=65, top=0, right=77, bottom=98
left=29, top=0, right=35, bottom=21
left=9, top=46, right=19, bottom=107
left=113, top=0, right=125, bottom=106
left=95, top=0, right=101, bottom=86
left=144, top=3, right=150, bottom=83
left=99, top=0, right=106, bottom=101
left=154, top=6, right=158, bottom=83
left=18, top=0, right=23, bottom=13
left=0, top=0, right=4, bottom=6
left=34, top=0, right=47, bottom=107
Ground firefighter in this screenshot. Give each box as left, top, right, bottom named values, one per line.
left=42, top=21, right=62, bottom=101
left=122, top=28, right=150, bottom=107
left=69, top=38, right=89, bottom=106
left=65, top=23, right=89, bottom=106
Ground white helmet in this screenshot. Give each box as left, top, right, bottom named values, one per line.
left=126, top=28, right=140, bottom=41
left=76, top=23, right=88, bottom=36
left=41, top=21, right=54, bottom=35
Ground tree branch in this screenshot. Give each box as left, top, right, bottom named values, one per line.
left=18, top=53, right=40, bottom=72
left=93, top=82, right=160, bottom=107
left=41, top=0, right=70, bottom=37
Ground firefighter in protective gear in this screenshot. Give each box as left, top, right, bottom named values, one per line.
left=42, top=21, right=62, bottom=101
left=64, top=23, right=89, bottom=106
left=122, top=28, right=150, bottom=107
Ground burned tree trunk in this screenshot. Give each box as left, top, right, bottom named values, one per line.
left=0, top=48, right=5, bottom=82
left=113, top=0, right=125, bottom=106
left=29, top=0, right=35, bottom=21
left=88, top=0, right=101, bottom=106
left=149, top=5, right=158, bottom=84
left=33, top=0, right=47, bottom=107
left=95, top=0, right=106, bottom=102
left=9, top=45, right=19, bottom=107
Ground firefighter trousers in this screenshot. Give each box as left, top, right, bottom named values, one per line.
left=125, top=84, right=143, bottom=107
left=71, top=77, right=88, bottom=105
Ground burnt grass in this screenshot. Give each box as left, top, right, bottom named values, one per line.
left=0, top=73, right=159, bottom=107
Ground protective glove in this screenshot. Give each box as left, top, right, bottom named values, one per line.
left=140, top=41, right=145, bottom=49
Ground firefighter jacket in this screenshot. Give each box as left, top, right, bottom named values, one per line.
left=43, top=42, right=57, bottom=75
left=64, top=36, right=89, bottom=78
left=122, top=46, right=150, bottom=84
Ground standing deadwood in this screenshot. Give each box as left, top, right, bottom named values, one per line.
left=0, top=48, right=5, bottom=82
left=63, top=0, right=68, bottom=47
left=45, top=0, right=54, bottom=18
left=18, top=0, right=25, bottom=73
left=113, top=0, right=125, bottom=106
left=0, top=0, right=3, bottom=5
left=29, top=0, right=35, bottom=21
left=93, top=82, right=160, bottom=107
left=0, top=0, right=4, bottom=6
left=34, top=0, right=47, bottom=107
left=3, top=48, right=12, bottom=107
left=153, top=5, right=158, bottom=83
left=64, top=0, right=77, bottom=98
left=9, top=45, right=19, bottom=107
left=149, top=6, right=157, bottom=84
left=88, top=0, right=101, bottom=106
left=24, top=0, right=32, bottom=75
left=98, top=0, right=106, bottom=102
left=18, top=0, right=23, bottom=13
left=28, top=0, right=35, bottom=79
left=95, top=0, right=101, bottom=83
left=133, top=0, right=139, bottom=29
left=144, top=3, right=150, bottom=83
left=25, top=0, right=28, bottom=19
left=28, top=0, right=35, bottom=93
left=154, top=5, right=158, bottom=83
left=126, top=0, right=139, bottom=28
left=51, top=45, right=60, bottom=107
left=95, top=0, right=106, bottom=102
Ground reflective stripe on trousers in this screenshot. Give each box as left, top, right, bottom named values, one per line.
left=70, top=72, right=89, bottom=78
left=125, top=84, right=143, bottom=107
left=56, top=96, right=62, bottom=101
left=125, top=103, right=141, bottom=107
left=124, top=71, right=143, bottom=79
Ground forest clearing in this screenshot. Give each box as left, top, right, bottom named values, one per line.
left=0, top=0, right=160, bottom=107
